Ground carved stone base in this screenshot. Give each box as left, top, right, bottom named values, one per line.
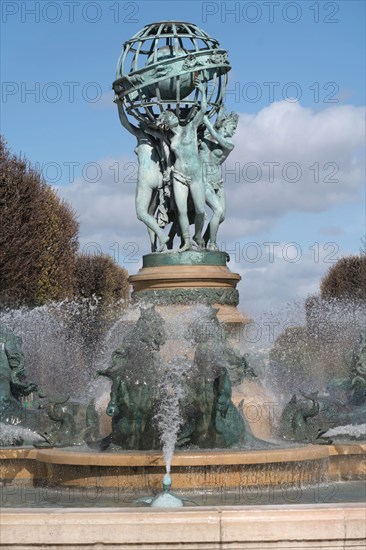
left=129, top=251, right=250, bottom=326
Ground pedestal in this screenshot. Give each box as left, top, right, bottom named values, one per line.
left=129, top=250, right=250, bottom=328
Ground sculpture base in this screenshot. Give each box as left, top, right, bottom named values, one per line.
left=129, top=251, right=250, bottom=327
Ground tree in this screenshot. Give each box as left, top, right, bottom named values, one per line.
left=320, top=255, right=366, bottom=300
left=36, top=186, right=79, bottom=304
left=74, top=253, right=129, bottom=306
left=0, top=137, right=79, bottom=307
left=68, top=253, right=130, bottom=371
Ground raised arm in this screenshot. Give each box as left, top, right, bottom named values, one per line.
left=116, top=100, right=140, bottom=137
left=191, top=76, right=207, bottom=128
left=202, top=115, right=234, bottom=152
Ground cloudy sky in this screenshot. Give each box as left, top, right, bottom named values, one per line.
left=2, top=0, right=365, bottom=319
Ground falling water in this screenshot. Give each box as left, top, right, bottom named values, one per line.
left=256, top=297, right=366, bottom=403
left=154, top=356, right=189, bottom=473
left=324, top=424, right=366, bottom=440
left=151, top=306, right=205, bottom=473
left=0, top=423, right=44, bottom=446
left=0, top=299, right=128, bottom=400
left=1, top=297, right=365, bottom=453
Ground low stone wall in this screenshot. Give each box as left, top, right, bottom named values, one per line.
left=1, top=504, right=365, bottom=549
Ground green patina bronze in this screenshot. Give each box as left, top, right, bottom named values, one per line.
left=142, top=250, right=228, bottom=267
left=350, top=328, right=366, bottom=405
left=0, top=322, right=101, bottom=448
left=113, top=21, right=238, bottom=253
left=94, top=306, right=268, bottom=451
left=279, top=327, right=366, bottom=444
left=131, top=287, right=239, bottom=306
left=0, top=323, right=40, bottom=442
left=113, top=22, right=230, bottom=124
left=34, top=397, right=101, bottom=449
left=278, top=391, right=326, bottom=444
left=96, top=306, right=167, bottom=450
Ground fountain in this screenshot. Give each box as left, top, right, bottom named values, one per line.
left=1, top=21, right=365, bottom=550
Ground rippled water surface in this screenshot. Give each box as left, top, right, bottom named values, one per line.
left=1, top=480, right=365, bottom=508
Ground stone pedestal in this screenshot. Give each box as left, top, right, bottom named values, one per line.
left=129, top=250, right=250, bottom=328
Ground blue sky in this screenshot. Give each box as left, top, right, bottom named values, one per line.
left=1, top=1, right=365, bottom=317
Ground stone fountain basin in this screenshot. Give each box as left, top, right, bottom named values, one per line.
left=1, top=443, right=365, bottom=490
left=1, top=444, right=365, bottom=549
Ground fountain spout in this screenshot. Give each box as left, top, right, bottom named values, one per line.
left=150, top=474, right=184, bottom=508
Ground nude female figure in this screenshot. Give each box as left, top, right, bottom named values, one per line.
left=117, top=101, right=169, bottom=252
left=156, top=78, right=207, bottom=251
left=199, top=110, right=238, bottom=250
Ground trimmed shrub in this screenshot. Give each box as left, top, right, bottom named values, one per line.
left=0, top=137, right=79, bottom=306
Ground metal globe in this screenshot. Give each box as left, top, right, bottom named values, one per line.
left=112, top=21, right=231, bottom=125
left=145, top=46, right=194, bottom=100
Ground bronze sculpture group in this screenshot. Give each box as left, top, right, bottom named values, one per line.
left=96, top=305, right=261, bottom=451
left=1, top=315, right=366, bottom=449
left=0, top=321, right=100, bottom=447
left=112, top=21, right=238, bottom=253
left=279, top=330, right=366, bottom=443
left=118, top=89, right=238, bottom=253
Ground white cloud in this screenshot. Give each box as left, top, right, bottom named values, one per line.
left=234, top=248, right=328, bottom=318
left=58, top=101, right=365, bottom=314
left=59, top=155, right=137, bottom=232
left=221, top=101, right=365, bottom=239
